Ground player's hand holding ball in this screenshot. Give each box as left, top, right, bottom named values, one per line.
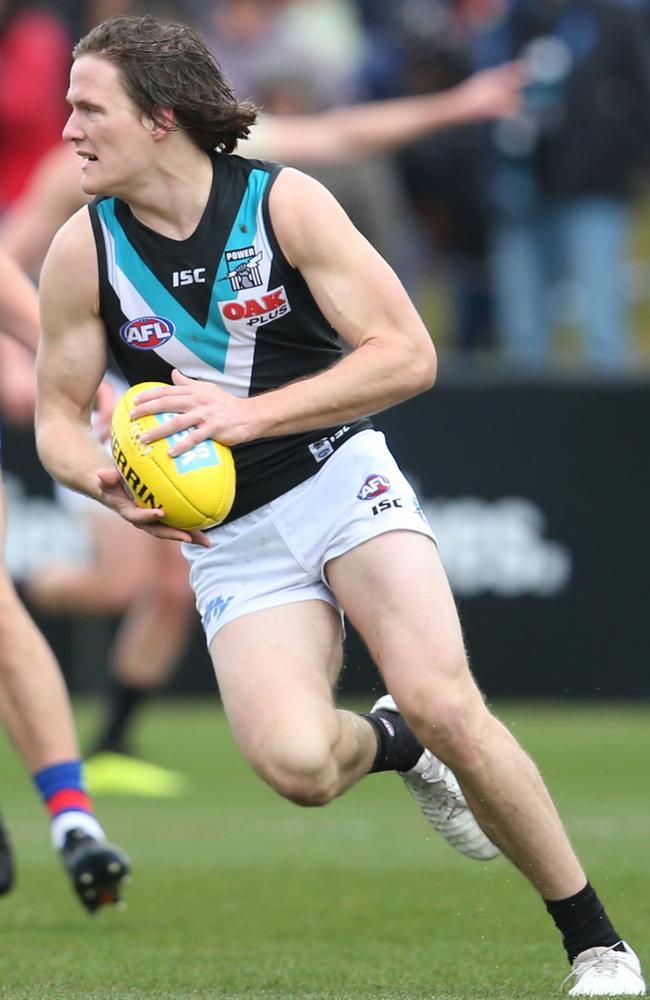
left=110, top=381, right=236, bottom=536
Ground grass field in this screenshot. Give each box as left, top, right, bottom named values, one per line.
left=0, top=698, right=647, bottom=1000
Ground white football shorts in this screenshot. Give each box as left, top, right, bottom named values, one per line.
left=183, top=429, right=435, bottom=646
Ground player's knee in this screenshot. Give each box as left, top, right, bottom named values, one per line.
left=259, top=745, right=338, bottom=807
left=401, top=686, right=491, bottom=774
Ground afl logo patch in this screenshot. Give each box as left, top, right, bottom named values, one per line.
left=119, top=316, right=175, bottom=349
left=357, top=474, right=391, bottom=500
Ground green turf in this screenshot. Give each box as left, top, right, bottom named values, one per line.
left=0, top=699, right=647, bottom=999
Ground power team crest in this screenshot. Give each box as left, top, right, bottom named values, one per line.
left=219, top=245, right=292, bottom=328
left=224, top=246, right=263, bottom=291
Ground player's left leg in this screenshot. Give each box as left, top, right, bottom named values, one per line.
left=327, top=529, right=644, bottom=994
left=0, top=479, right=130, bottom=911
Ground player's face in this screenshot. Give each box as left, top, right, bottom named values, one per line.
left=63, top=56, right=154, bottom=198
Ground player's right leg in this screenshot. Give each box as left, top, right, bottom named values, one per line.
left=210, top=598, right=377, bottom=805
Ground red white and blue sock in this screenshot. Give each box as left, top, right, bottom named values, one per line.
left=33, top=760, right=105, bottom=850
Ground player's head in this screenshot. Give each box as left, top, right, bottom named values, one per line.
left=71, top=15, right=258, bottom=154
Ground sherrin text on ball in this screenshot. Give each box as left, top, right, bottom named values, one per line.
left=110, top=381, right=236, bottom=531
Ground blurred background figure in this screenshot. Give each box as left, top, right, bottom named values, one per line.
left=355, top=0, right=498, bottom=357
left=472, top=0, right=650, bottom=372
left=0, top=0, right=70, bottom=215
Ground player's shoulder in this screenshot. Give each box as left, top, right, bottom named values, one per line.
left=268, top=167, right=346, bottom=257
left=224, top=153, right=348, bottom=262
left=269, top=166, right=336, bottom=216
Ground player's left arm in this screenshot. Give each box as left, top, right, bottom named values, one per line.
left=131, top=168, right=436, bottom=453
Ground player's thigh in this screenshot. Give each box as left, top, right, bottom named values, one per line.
left=209, top=598, right=343, bottom=775
left=326, top=530, right=482, bottom=717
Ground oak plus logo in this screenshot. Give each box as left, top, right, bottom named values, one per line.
left=219, top=285, right=291, bottom=328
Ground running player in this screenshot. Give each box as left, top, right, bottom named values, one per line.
left=33, top=15, right=644, bottom=995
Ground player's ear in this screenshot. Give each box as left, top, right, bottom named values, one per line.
left=145, top=107, right=176, bottom=140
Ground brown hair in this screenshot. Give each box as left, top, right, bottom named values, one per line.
left=73, top=15, right=259, bottom=154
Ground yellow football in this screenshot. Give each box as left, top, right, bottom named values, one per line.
left=110, top=381, right=236, bottom=531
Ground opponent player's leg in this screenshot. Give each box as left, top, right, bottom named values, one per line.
left=23, top=506, right=146, bottom=615
left=327, top=530, right=644, bottom=992
left=210, top=599, right=377, bottom=805
left=86, top=534, right=195, bottom=796
left=0, top=807, right=15, bottom=895
left=0, top=480, right=129, bottom=911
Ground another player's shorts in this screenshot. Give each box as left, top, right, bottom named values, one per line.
left=183, top=429, right=435, bottom=646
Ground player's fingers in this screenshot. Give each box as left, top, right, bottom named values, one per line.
left=129, top=386, right=190, bottom=411
left=97, top=466, right=122, bottom=488
left=138, top=521, right=199, bottom=544
left=139, top=412, right=199, bottom=443
left=188, top=530, right=212, bottom=548
left=166, top=425, right=208, bottom=456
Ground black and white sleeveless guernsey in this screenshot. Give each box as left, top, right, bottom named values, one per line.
left=89, top=152, right=371, bottom=523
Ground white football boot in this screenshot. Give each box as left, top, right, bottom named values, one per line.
left=565, top=942, right=646, bottom=996
left=371, top=695, right=500, bottom=861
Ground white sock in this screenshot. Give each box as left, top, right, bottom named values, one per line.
left=50, top=811, right=106, bottom=851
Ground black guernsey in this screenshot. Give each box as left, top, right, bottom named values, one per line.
left=89, top=152, right=371, bottom=521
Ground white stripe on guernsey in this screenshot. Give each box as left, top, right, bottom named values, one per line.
left=99, top=216, right=251, bottom=395
left=219, top=192, right=275, bottom=394
left=50, top=811, right=105, bottom=850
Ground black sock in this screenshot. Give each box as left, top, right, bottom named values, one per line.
left=544, top=882, right=624, bottom=963
left=90, top=681, right=149, bottom=756
left=363, top=706, right=423, bottom=773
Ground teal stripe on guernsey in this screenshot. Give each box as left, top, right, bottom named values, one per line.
left=97, top=168, right=270, bottom=373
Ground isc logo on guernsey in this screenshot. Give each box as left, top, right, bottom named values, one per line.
left=120, top=315, right=175, bottom=349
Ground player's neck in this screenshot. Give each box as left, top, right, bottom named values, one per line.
left=126, top=149, right=214, bottom=241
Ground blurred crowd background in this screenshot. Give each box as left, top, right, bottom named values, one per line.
left=3, top=0, right=650, bottom=377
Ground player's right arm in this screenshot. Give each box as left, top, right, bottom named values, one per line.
left=36, top=208, right=114, bottom=498
left=35, top=208, right=209, bottom=545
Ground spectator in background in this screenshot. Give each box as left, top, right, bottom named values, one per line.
left=193, top=0, right=418, bottom=276
left=195, top=0, right=365, bottom=109
left=0, top=0, right=71, bottom=212
left=473, top=0, right=650, bottom=371
left=357, top=0, right=497, bottom=356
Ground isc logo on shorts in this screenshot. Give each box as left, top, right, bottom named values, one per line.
left=357, top=474, right=391, bottom=500
left=119, top=315, right=175, bottom=349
